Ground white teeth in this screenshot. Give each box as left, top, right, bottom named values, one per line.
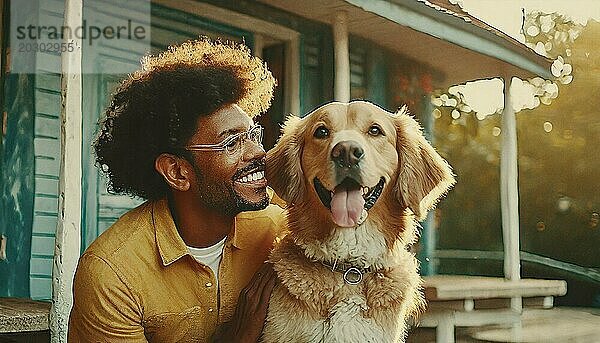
left=238, top=171, right=265, bottom=183
left=362, top=187, right=369, bottom=196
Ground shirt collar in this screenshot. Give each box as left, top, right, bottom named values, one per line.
left=152, top=199, right=243, bottom=267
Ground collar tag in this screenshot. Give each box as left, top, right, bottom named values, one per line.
left=343, top=267, right=363, bottom=285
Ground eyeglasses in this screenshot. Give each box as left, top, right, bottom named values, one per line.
left=184, top=125, right=264, bottom=155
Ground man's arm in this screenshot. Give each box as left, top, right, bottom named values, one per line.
left=211, top=263, right=277, bottom=343
left=68, top=253, right=148, bottom=342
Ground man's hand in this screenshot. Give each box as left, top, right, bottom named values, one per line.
left=212, top=263, right=277, bottom=343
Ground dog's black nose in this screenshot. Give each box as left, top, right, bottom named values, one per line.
left=331, top=141, right=364, bottom=168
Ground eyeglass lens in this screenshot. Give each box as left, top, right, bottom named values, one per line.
left=224, top=126, right=263, bottom=153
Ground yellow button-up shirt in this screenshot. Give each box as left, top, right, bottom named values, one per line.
left=68, top=199, right=285, bottom=342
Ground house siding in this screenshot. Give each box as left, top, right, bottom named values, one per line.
left=0, top=0, right=37, bottom=298
left=29, top=1, right=63, bottom=300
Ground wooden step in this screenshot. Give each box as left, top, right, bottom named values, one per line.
left=467, top=308, right=600, bottom=342
left=423, top=275, right=567, bottom=301
left=0, top=298, right=51, bottom=333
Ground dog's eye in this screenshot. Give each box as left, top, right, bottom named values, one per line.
left=368, top=125, right=384, bottom=136
left=314, top=126, right=330, bottom=139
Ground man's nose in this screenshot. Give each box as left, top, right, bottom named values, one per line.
left=331, top=141, right=364, bottom=168
left=241, top=140, right=266, bottom=162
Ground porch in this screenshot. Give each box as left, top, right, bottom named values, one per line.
left=3, top=296, right=599, bottom=342
left=417, top=275, right=567, bottom=342
left=409, top=306, right=600, bottom=342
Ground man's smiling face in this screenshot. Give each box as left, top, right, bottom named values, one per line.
left=185, top=104, right=269, bottom=215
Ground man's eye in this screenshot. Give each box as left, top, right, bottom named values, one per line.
left=225, top=137, right=239, bottom=149
left=314, top=126, right=329, bottom=139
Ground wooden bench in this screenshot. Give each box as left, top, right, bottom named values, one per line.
left=0, top=297, right=51, bottom=339
left=417, top=275, right=567, bottom=343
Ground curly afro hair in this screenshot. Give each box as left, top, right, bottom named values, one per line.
left=94, top=38, right=276, bottom=200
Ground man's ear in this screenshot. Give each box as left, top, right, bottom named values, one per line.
left=266, top=115, right=307, bottom=204
left=155, top=153, right=192, bottom=192
left=393, top=109, right=455, bottom=220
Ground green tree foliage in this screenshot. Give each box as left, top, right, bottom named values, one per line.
left=434, top=15, right=599, bottom=270
left=518, top=20, right=600, bottom=268
left=433, top=94, right=505, bottom=253
left=523, top=11, right=583, bottom=60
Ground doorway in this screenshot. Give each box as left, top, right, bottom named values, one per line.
left=259, top=41, right=286, bottom=150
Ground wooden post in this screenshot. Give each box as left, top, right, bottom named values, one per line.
left=419, top=95, right=437, bottom=275
left=253, top=33, right=264, bottom=59
left=287, top=37, right=300, bottom=116
left=50, top=0, right=83, bottom=341
left=437, top=314, right=455, bottom=343
left=333, top=11, right=350, bottom=102
left=500, top=75, right=522, bottom=312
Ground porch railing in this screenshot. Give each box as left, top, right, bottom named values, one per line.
left=433, top=249, right=600, bottom=284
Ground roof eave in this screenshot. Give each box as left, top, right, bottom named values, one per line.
left=345, top=0, right=553, bottom=79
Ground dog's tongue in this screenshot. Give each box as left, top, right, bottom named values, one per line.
left=331, top=184, right=365, bottom=227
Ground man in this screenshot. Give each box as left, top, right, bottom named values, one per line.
left=68, top=38, right=284, bottom=342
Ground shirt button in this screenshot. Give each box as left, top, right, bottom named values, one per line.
left=208, top=308, right=214, bottom=312
left=205, top=282, right=212, bottom=287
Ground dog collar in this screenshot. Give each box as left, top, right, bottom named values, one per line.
left=355, top=208, right=368, bottom=226
left=320, top=260, right=381, bottom=285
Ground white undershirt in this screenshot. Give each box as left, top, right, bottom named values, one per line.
left=187, top=236, right=227, bottom=285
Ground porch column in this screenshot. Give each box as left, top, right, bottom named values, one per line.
left=333, top=11, right=350, bottom=102
left=253, top=33, right=264, bottom=59
left=419, top=96, right=437, bottom=275
left=287, top=36, right=301, bottom=116
left=50, top=0, right=83, bottom=341
left=500, top=75, right=522, bottom=312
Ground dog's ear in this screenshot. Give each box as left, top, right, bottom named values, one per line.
left=393, top=108, right=455, bottom=220
left=267, top=115, right=307, bottom=204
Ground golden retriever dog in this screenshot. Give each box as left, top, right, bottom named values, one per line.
left=262, top=101, right=454, bottom=342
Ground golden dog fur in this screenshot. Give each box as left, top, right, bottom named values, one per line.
left=263, top=101, right=454, bottom=342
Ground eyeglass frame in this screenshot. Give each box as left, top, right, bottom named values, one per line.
left=183, top=124, right=264, bottom=154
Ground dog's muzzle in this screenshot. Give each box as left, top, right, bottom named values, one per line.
left=313, top=177, right=385, bottom=227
